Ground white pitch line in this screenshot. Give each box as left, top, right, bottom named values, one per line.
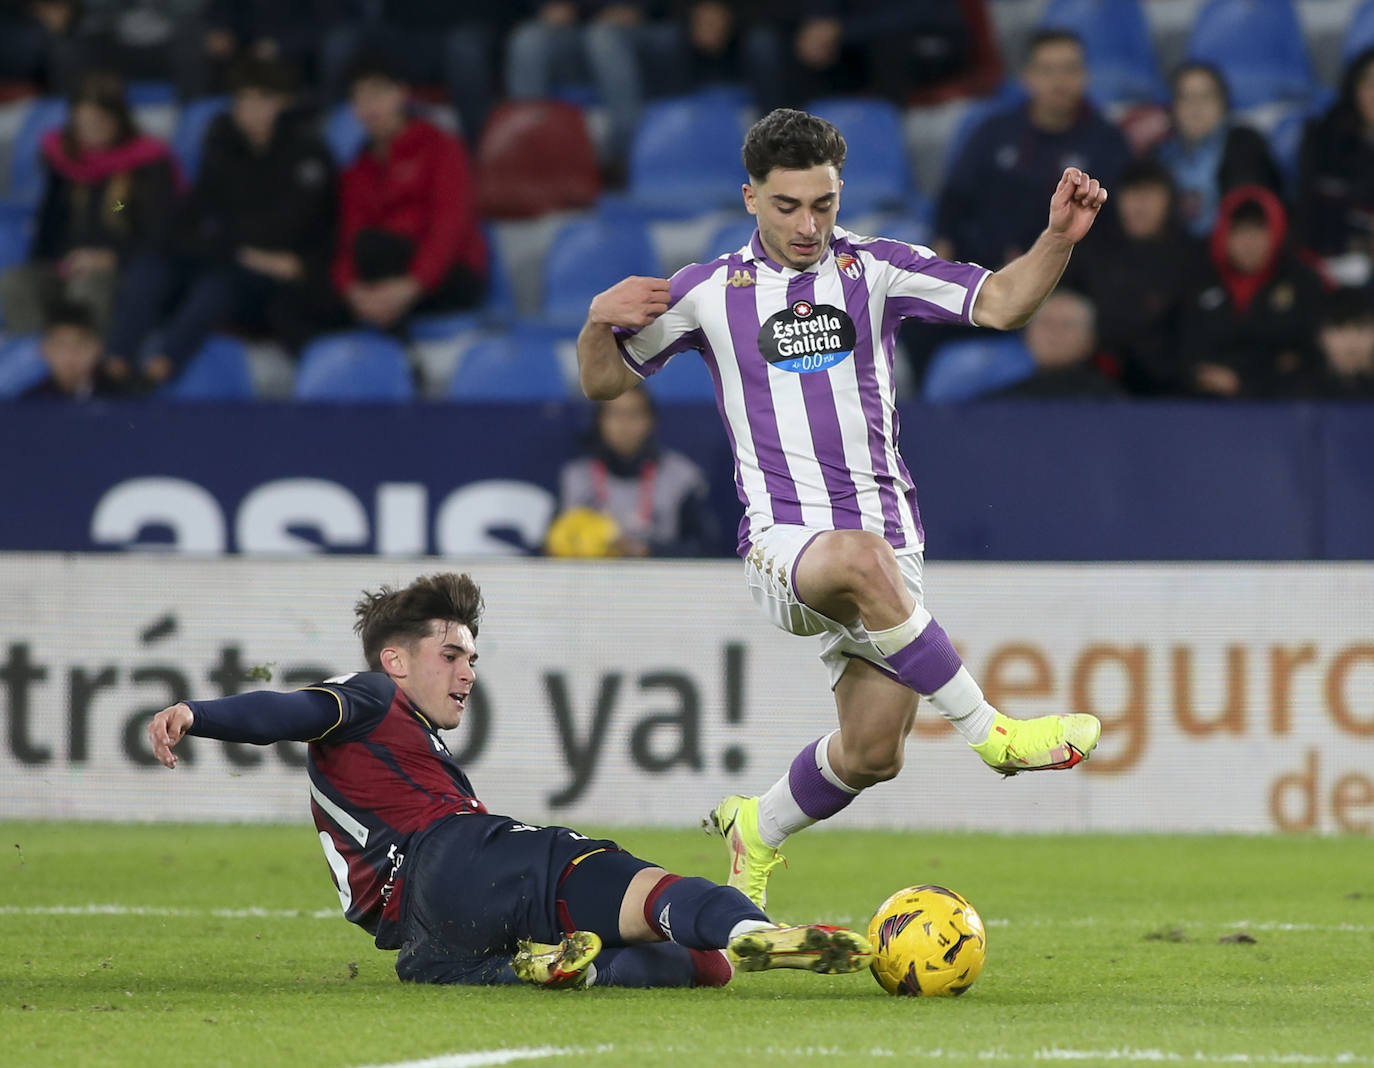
left=0, top=904, right=338, bottom=919
left=350, top=1046, right=611, bottom=1068
left=757, top=1051, right=1371, bottom=1065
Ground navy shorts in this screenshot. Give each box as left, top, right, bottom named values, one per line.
left=394, top=813, right=655, bottom=985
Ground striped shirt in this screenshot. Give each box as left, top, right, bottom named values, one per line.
left=615, top=225, right=990, bottom=555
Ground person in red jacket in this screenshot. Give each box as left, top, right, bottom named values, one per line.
left=331, top=55, right=487, bottom=331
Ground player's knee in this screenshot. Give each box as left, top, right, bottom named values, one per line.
left=846, top=736, right=905, bottom=784
left=828, top=532, right=901, bottom=599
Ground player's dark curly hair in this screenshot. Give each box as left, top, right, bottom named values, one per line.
left=354, top=572, right=484, bottom=670
left=741, top=108, right=846, bottom=183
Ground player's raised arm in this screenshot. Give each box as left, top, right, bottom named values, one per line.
left=577, top=276, right=671, bottom=400
left=146, top=688, right=348, bottom=769
left=973, top=167, right=1108, bottom=331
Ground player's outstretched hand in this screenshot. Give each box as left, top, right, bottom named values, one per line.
left=589, top=276, right=671, bottom=330
left=148, top=702, right=194, bottom=769
left=1047, top=167, right=1108, bottom=245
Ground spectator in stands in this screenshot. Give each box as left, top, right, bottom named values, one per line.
left=20, top=300, right=120, bottom=399
left=662, top=1, right=787, bottom=111
left=0, top=1, right=80, bottom=92
left=201, top=0, right=361, bottom=99
left=1062, top=157, right=1201, bottom=395
left=0, top=70, right=176, bottom=355
left=505, top=2, right=680, bottom=172
left=987, top=290, right=1123, bottom=399
left=330, top=56, right=486, bottom=332
left=786, top=0, right=1001, bottom=107
left=1154, top=62, right=1283, bottom=241
left=1179, top=186, right=1323, bottom=399
left=1306, top=287, right=1374, bottom=399
left=63, top=0, right=209, bottom=98
left=117, top=58, right=337, bottom=388
left=934, top=29, right=1128, bottom=269
left=320, top=2, right=531, bottom=144
left=552, top=385, right=718, bottom=557
left=1294, top=48, right=1374, bottom=281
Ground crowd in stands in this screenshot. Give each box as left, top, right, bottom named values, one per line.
left=0, top=0, right=1372, bottom=410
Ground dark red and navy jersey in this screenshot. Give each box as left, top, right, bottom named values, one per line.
left=185, top=671, right=487, bottom=948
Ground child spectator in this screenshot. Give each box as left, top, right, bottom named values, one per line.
left=1062, top=158, right=1201, bottom=394
left=1180, top=187, right=1324, bottom=398
left=552, top=385, right=718, bottom=557
left=21, top=300, right=120, bottom=399
left=1307, top=287, right=1374, bottom=399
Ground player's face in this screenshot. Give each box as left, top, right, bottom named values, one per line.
left=743, top=164, right=841, bottom=271
left=387, top=620, right=478, bottom=730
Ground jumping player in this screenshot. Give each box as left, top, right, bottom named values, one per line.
left=575, top=108, right=1109, bottom=908
left=146, top=572, right=872, bottom=987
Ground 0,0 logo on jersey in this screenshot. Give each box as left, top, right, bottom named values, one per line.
left=758, top=301, right=856, bottom=374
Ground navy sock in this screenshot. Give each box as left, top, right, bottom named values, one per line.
left=591, top=943, right=729, bottom=988
left=642, top=874, right=769, bottom=950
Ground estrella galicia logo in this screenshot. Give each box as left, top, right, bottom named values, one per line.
left=759, top=300, right=856, bottom=374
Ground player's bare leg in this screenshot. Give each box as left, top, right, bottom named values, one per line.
left=792, top=529, right=1100, bottom=774
left=708, top=530, right=1100, bottom=908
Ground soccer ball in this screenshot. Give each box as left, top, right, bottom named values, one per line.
left=866, top=884, right=987, bottom=997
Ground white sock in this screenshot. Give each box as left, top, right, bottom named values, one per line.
left=867, top=604, right=934, bottom=657
left=757, top=773, right=810, bottom=848
left=926, top=667, right=998, bottom=744
left=583, top=962, right=598, bottom=987
left=728, top=919, right=776, bottom=941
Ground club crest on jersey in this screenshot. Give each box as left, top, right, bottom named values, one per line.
left=835, top=252, right=862, bottom=280
left=758, top=301, right=856, bottom=374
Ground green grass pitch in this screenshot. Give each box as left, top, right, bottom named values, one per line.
left=2, top=823, right=1371, bottom=1067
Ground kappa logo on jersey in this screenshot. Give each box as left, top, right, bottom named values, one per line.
left=835, top=252, right=862, bottom=280
left=758, top=301, right=856, bottom=374
left=726, top=268, right=755, bottom=288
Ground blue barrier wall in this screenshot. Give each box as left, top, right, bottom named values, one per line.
left=2, top=400, right=1370, bottom=559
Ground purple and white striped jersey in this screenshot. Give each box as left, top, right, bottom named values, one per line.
left=614, top=225, right=990, bottom=557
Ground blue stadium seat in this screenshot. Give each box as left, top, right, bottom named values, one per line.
left=859, top=212, right=933, bottom=249
left=0, top=203, right=33, bottom=278
left=449, top=327, right=569, bottom=401
left=627, top=94, right=745, bottom=213
left=644, top=352, right=714, bottom=404
left=541, top=216, right=659, bottom=330
left=3, top=97, right=67, bottom=209
left=294, top=331, right=415, bottom=401
left=1266, top=107, right=1312, bottom=194
left=1345, top=0, right=1374, bottom=66
left=1185, top=0, right=1317, bottom=109
left=172, top=96, right=230, bottom=182
left=324, top=102, right=367, bottom=166
left=1041, top=0, right=1165, bottom=106
left=0, top=334, right=46, bottom=398
left=701, top=217, right=758, bottom=260
left=807, top=98, right=912, bottom=215
left=162, top=334, right=255, bottom=400
left=126, top=81, right=176, bottom=107
left=923, top=334, right=1035, bottom=404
